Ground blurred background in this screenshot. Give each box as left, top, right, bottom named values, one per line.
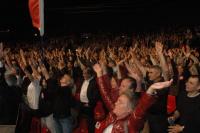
left=0, top=0, right=199, bottom=40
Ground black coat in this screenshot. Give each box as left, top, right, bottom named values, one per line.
left=0, top=66, right=22, bottom=124
left=46, top=78, right=73, bottom=118
left=77, top=77, right=100, bottom=109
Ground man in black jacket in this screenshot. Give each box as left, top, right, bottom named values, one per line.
left=75, top=67, right=100, bottom=133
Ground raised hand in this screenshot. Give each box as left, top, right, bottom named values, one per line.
left=155, top=41, right=163, bottom=54
left=93, top=63, right=103, bottom=77
left=125, top=62, right=142, bottom=83
left=99, top=49, right=107, bottom=66
left=150, top=79, right=173, bottom=90
left=19, top=60, right=26, bottom=71
left=20, top=49, right=27, bottom=66
left=147, top=79, right=173, bottom=95
left=116, top=58, right=125, bottom=66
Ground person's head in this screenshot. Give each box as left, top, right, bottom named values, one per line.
left=148, top=65, right=162, bottom=81
left=108, top=59, right=116, bottom=68
left=119, top=77, right=137, bottom=94
left=113, top=90, right=134, bottom=119
left=188, top=59, right=194, bottom=67
left=40, top=78, right=47, bottom=89
left=5, top=73, right=17, bottom=87
left=67, top=61, right=74, bottom=70
left=11, top=59, right=17, bottom=66
left=185, top=75, right=200, bottom=93
left=93, top=52, right=99, bottom=60
left=194, top=50, right=199, bottom=57
left=140, top=58, right=146, bottom=66
left=83, top=67, right=94, bottom=80
left=177, top=65, right=184, bottom=75
left=60, top=74, right=73, bottom=87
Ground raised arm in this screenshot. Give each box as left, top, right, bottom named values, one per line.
left=124, top=61, right=143, bottom=92
left=3, top=49, right=13, bottom=70
left=130, top=49, right=147, bottom=78
left=76, top=56, right=86, bottom=70
left=38, top=58, right=50, bottom=80
left=155, top=41, right=170, bottom=81
left=28, top=55, right=41, bottom=79
left=93, top=63, right=115, bottom=111
left=130, top=79, right=173, bottom=130
left=19, top=49, right=34, bottom=81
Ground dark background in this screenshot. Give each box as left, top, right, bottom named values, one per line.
left=0, top=0, right=199, bottom=40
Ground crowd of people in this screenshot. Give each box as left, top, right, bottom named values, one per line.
left=0, top=27, right=200, bottom=133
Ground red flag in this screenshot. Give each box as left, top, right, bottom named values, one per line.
left=29, top=0, right=44, bottom=36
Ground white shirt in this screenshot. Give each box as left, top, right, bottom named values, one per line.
left=103, top=124, right=113, bottom=133
left=27, top=80, right=41, bottom=109
left=80, top=77, right=93, bottom=103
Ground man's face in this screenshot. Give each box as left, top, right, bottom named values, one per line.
left=113, top=95, right=131, bottom=118
left=119, top=79, right=132, bottom=94
left=67, top=62, right=73, bottom=69
left=186, top=77, right=200, bottom=92
left=60, top=74, right=71, bottom=86
left=177, top=65, right=184, bottom=75
left=83, top=69, right=91, bottom=80
left=148, top=68, right=161, bottom=81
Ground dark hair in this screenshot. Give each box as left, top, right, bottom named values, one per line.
left=150, top=65, right=162, bottom=76
left=126, top=77, right=137, bottom=91
left=26, top=65, right=33, bottom=74
left=107, top=66, right=114, bottom=78
left=84, top=67, right=95, bottom=77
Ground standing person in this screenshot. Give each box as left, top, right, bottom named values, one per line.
left=146, top=65, right=169, bottom=133
left=75, top=67, right=100, bottom=133
left=168, top=75, right=200, bottom=133
left=53, top=73, right=73, bottom=133
left=93, top=63, right=173, bottom=133
left=145, top=42, right=171, bottom=133
left=15, top=49, right=42, bottom=133
left=0, top=44, right=22, bottom=125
